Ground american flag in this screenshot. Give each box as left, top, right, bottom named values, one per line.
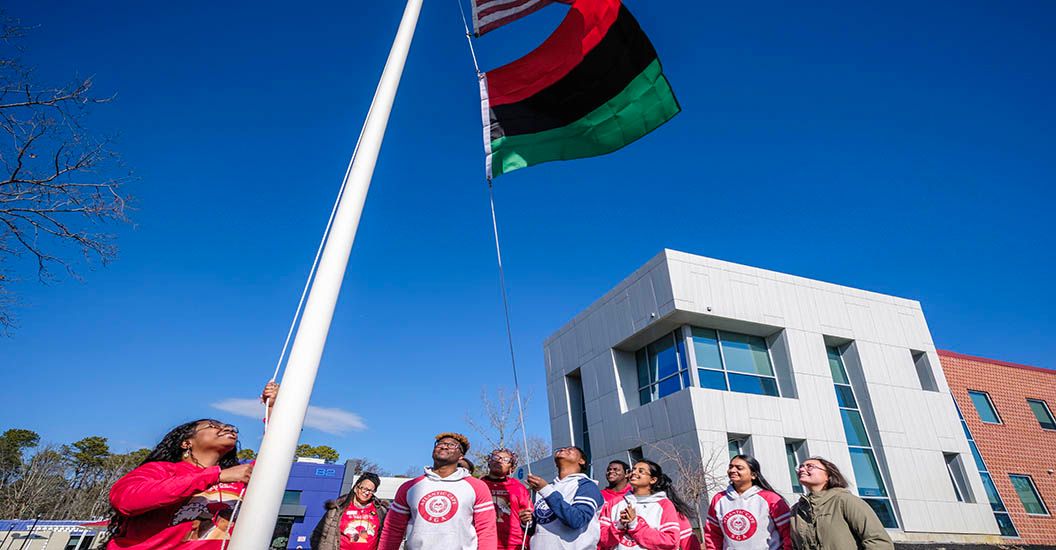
left=472, top=0, right=564, bottom=36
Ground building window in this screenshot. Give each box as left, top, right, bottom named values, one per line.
left=911, top=350, right=939, bottom=392
left=282, top=490, right=302, bottom=506
left=727, top=435, right=750, bottom=459
left=1027, top=399, right=1056, bottom=431
left=967, top=390, right=1002, bottom=424
left=629, top=447, right=644, bottom=464
left=954, top=399, right=1019, bottom=536
left=1010, top=475, right=1050, bottom=516
left=944, top=453, right=974, bottom=503
left=636, top=331, right=690, bottom=405
left=567, top=370, right=591, bottom=461
left=64, top=535, right=95, bottom=550
left=692, top=328, right=779, bottom=397
left=826, top=346, right=897, bottom=528
left=785, top=440, right=808, bottom=494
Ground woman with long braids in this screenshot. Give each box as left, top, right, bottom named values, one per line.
left=704, top=455, right=791, bottom=550
left=106, top=382, right=278, bottom=548
left=599, top=460, right=701, bottom=550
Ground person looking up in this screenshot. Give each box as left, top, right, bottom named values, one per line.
left=483, top=448, right=533, bottom=550
left=106, top=382, right=278, bottom=548
left=378, top=432, right=497, bottom=550
left=788, top=457, right=893, bottom=550
left=519, top=446, right=603, bottom=550
left=601, top=461, right=632, bottom=505
left=599, top=460, right=699, bottom=550
left=311, top=472, right=388, bottom=550
left=704, top=455, right=790, bottom=550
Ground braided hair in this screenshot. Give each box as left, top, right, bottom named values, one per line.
left=635, top=460, right=697, bottom=520
left=107, top=419, right=241, bottom=540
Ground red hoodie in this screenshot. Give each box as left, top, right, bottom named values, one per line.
left=482, top=476, right=533, bottom=550
left=108, top=461, right=245, bottom=549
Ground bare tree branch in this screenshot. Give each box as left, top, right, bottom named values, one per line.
left=0, top=13, right=133, bottom=329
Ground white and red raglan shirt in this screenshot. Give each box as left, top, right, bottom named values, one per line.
left=108, top=461, right=246, bottom=549
left=599, top=492, right=699, bottom=550
left=378, top=467, right=498, bottom=550
left=703, top=485, right=791, bottom=550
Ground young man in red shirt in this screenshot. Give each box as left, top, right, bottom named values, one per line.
left=482, top=448, right=533, bottom=550
left=600, top=461, right=631, bottom=505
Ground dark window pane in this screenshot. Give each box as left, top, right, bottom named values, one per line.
left=691, top=328, right=723, bottom=371
left=968, top=391, right=1001, bottom=424
left=720, top=332, right=774, bottom=376
left=969, top=441, right=986, bottom=473
left=961, top=420, right=973, bottom=442
left=994, top=512, right=1019, bottom=537
left=698, top=369, right=727, bottom=391
left=639, top=387, right=653, bottom=406
left=862, top=498, right=898, bottom=528
left=728, top=373, right=779, bottom=397
left=841, top=410, right=871, bottom=447
left=785, top=443, right=803, bottom=493
left=1010, top=475, right=1049, bottom=515
left=681, top=369, right=691, bottom=390
left=282, top=490, right=301, bottom=505
left=827, top=346, right=849, bottom=384
left=636, top=349, right=652, bottom=389
left=728, top=439, right=742, bottom=459
left=849, top=448, right=887, bottom=497
left=650, top=335, right=680, bottom=381
left=835, top=384, right=857, bottom=409
left=980, top=472, right=1005, bottom=512
left=658, top=375, right=682, bottom=399
left=1028, top=399, right=1056, bottom=430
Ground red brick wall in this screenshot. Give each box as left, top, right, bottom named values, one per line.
left=939, top=350, right=1056, bottom=545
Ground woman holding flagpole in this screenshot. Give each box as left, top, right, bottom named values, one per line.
left=105, top=382, right=278, bottom=548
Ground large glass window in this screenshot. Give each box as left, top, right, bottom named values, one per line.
left=636, top=331, right=690, bottom=405
left=281, top=490, right=302, bottom=506
left=968, top=390, right=1002, bottom=424
left=1010, top=475, right=1050, bottom=516
left=1027, top=399, right=1056, bottom=431
left=944, top=453, right=974, bottom=503
left=826, top=345, right=897, bottom=528
left=728, top=435, right=750, bottom=459
left=692, top=328, right=779, bottom=397
left=955, top=399, right=1018, bottom=536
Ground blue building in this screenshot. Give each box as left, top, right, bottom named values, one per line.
left=273, top=459, right=361, bottom=550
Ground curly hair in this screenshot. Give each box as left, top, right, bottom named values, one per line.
left=434, top=432, right=470, bottom=454
left=489, top=448, right=519, bottom=469
left=106, top=419, right=240, bottom=541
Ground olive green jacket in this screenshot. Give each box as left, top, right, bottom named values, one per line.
left=789, top=488, right=893, bottom=550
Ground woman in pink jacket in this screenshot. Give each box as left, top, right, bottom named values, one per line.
left=599, top=460, right=701, bottom=550
left=704, top=455, right=791, bottom=550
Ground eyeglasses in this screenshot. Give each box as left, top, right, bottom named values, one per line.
left=198, top=422, right=238, bottom=434
left=796, top=463, right=826, bottom=473
left=355, top=486, right=376, bottom=495
left=555, top=446, right=576, bottom=453
left=434, top=441, right=461, bottom=450
left=489, top=455, right=513, bottom=463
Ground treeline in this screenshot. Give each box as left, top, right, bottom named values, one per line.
left=0, top=428, right=150, bottom=520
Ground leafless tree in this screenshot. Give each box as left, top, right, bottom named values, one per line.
left=0, top=15, right=133, bottom=329
left=465, top=386, right=551, bottom=469
left=648, top=440, right=728, bottom=527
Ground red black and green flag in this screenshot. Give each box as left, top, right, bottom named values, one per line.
left=479, top=0, right=680, bottom=179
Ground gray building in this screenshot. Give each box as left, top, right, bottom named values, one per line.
left=532, top=249, right=1001, bottom=544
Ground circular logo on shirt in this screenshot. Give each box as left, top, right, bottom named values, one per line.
left=418, top=490, right=459, bottom=524
left=722, top=509, right=757, bottom=541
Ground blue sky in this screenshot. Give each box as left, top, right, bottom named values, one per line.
left=3, top=1, right=1053, bottom=474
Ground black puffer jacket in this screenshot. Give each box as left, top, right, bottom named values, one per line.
left=310, top=492, right=389, bottom=550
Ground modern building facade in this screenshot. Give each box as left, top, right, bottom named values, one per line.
left=940, top=350, right=1056, bottom=545
left=539, top=249, right=1002, bottom=543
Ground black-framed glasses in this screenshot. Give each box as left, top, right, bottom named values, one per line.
left=489, top=454, right=513, bottom=463
left=796, top=463, right=825, bottom=473
left=434, top=441, right=461, bottom=450
left=355, top=486, right=376, bottom=495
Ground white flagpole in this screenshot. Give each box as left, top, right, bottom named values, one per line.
left=227, top=1, right=423, bottom=548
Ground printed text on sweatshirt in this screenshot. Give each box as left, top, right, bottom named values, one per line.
left=704, top=486, right=791, bottom=550
left=483, top=476, right=533, bottom=550
left=599, top=492, right=698, bottom=550
left=377, top=467, right=497, bottom=550
left=108, top=461, right=245, bottom=549
left=530, top=473, right=604, bottom=550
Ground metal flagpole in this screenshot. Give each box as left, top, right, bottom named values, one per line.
left=226, top=1, right=423, bottom=548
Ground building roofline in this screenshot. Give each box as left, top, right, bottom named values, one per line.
left=937, top=349, right=1053, bottom=375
